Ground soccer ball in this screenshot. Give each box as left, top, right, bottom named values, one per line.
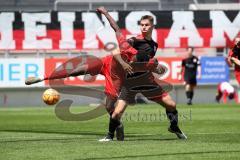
left=42, top=88, right=60, bottom=105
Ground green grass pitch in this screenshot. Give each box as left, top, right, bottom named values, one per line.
left=0, top=104, right=240, bottom=160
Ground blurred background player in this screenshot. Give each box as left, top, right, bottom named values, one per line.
left=216, top=81, right=238, bottom=103
left=179, top=47, right=201, bottom=105
left=227, top=37, right=240, bottom=85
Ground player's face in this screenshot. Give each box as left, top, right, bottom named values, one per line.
left=140, top=19, right=153, bottom=36
left=187, top=48, right=193, bottom=57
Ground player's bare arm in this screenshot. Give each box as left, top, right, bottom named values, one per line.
left=227, top=56, right=233, bottom=67
left=112, top=48, right=134, bottom=74
left=96, top=7, right=121, bottom=36
left=230, top=57, right=240, bottom=66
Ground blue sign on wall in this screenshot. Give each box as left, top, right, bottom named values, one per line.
left=197, top=57, right=229, bottom=84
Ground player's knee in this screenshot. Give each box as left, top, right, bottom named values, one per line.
left=112, top=110, right=123, bottom=119
left=111, top=112, right=119, bottom=119
left=170, top=101, right=176, bottom=109
left=166, top=101, right=176, bottom=111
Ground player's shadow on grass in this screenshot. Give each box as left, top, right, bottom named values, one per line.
left=126, top=134, right=177, bottom=141
left=76, top=150, right=240, bottom=160
left=126, top=137, right=177, bottom=141
left=0, top=130, right=177, bottom=142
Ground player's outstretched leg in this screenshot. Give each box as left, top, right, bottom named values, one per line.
left=25, top=64, right=88, bottom=85
left=25, top=76, right=43, bottom=85
left=167, top=110, right=187, bottom=140
left=151, top=94, right=187, bottom=139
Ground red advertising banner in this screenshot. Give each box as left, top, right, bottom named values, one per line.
left=158, top=57, right=184, bottom=84
left=44, top=57, right=184, bottom=86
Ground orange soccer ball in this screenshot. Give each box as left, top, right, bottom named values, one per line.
left=42, top=88, right=60, bottom=105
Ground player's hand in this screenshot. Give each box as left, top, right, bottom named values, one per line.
left=154, top=65, right=166, bottom=75
left=145, top=58, right=158, bottom=71
left=121, top=62, right=134, bottom=75
left=151, top=58, right=159, bottom=68
left=96, top=7, right=108, bottom=14
left=230, top=57, right=236, bottom=63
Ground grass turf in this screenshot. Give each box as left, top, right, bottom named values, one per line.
left=0, top=104, right=240, bottom=160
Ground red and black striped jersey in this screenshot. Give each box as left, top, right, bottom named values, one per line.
left=127, top=35, right=158, bottom=62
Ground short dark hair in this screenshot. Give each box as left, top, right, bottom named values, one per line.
left=140, top=15, right=154, bottom=24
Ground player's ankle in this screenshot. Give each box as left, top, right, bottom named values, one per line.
left=107, top=132, right=114, bottom=139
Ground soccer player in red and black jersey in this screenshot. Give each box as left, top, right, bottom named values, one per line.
left=227, top=37, right=240, bottom=84
left=97, top=7, right=187, bottom=141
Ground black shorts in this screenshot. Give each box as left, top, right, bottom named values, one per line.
left=118, top=72, right=172, bottom=104
left=184, top=77, right=197, bottom=85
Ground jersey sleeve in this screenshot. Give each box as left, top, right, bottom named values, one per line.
left=120, top=37, right=138, bottom=61
left=127, top=37, right=136, bottom=47
left=228, top=49, right=237, bottom=58
left=116, top=33, right=125, bottom=45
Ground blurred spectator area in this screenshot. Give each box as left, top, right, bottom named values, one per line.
left=0, top=0, right=239, bottom=11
